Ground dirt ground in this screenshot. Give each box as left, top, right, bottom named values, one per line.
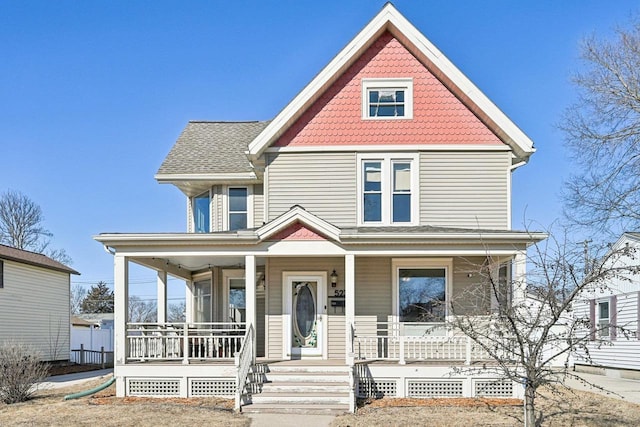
left=331, top=386, right=640, bottom=426
left=2, top=378, right=640, bottom=426
left=0, top=377, right=248, bottom=427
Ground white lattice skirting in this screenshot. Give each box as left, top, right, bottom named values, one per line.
left=126, top=378, right=236, bottom=397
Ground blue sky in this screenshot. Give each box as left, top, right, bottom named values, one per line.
left=1, top=1, right=638, bottom=300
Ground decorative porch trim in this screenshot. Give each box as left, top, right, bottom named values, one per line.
left=257, top=205, right=341, bottom=242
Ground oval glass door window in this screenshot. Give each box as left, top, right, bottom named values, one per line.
left=293, top=282, right=317, bottom=347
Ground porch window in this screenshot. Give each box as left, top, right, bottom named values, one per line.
left=358, top=154, right=418, bottom=225
left=193, top=191, right=210, bottom=233
left=193, top=280, right=211, bottom=323
left=399, top=268, right=446, bottom=322
left=228, top=278, right=246, bottom=324
left=228, top=187, right=248, bottom=231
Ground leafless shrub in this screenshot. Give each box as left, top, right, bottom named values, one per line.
left=0, top=341, right=49, bottom=404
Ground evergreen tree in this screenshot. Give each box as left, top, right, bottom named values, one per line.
left=81, top=281, right=114, bottom=313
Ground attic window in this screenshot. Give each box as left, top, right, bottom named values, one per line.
left=362, top=78, right=413, bottom=120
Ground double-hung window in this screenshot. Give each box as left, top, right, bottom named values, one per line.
left=193, top=191, right=210, bottom=233
left=228, top=187, right=248, bottom=231
left=358, top=154, right=418, bottom=225
left=362, top=78, right=413, bottom=119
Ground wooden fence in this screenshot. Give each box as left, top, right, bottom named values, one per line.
left=70, top=344, right=114, bottom=368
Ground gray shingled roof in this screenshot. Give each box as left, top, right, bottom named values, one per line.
left=157, top=121, right=270, bottom=175
left=0, top=244, right=79, bottom=275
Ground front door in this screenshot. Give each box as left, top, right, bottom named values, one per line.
left=283, top=273, right=325, bottom=358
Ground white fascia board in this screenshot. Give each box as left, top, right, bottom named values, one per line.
left=94, top=233, right=259, bottom=247
left=340, top=231, right=548, bottom=244
left=256, top=206, right=341, bottom=241
left=265, top=144, right=511, bottom=153
left=248, top=3, right=535, bottom=162
left=155, top=172, right=258, bottom=183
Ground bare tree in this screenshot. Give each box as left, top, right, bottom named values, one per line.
left=450, top=232, right=637, bottom=427
left=561, top=18, right=640, bottom=238
left=0, top=189, right=71, bottom=264
left=128, top=296, right=157, bottom=323
left=70, top=283, right=86, bottom=315
left=168, top=301, right=186, bottom=322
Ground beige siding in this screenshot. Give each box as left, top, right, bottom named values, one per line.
left=212, top=185, right=223, bottom=232
left=355, top=257, right=392, bottom=321
left=266, top=257, right=345, bottom=359
left=266, top=152, right=357, bottom=226
left=0, top=260, right=70, bottom=362
left=186, top=196, right=193, bottom=232
left=253, top=184, right=264, bottom=228
left=420, top=151, right=510, bottom=229
left=451, top=257, right=491, bottom=316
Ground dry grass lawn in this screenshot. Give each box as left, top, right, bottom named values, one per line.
left=0, top=377, right=248, bottom=427
left=331, top=386, right=640, bottom=427
left=3, top=377, right=640, bottom=426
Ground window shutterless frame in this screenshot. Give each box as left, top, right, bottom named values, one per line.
left=357, top=153, right=419, bottom=226
left=362, top=78, right=413, bottom=120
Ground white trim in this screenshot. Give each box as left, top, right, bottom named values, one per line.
left=391, top=258, right=453, bottom=325
left=361, top=78, right=414, bottom=120
left=222, top=185, right=253, bottom=231
left=507, top=167, right=512, bottom=228
left=264, top=144, right=511, bottom=153
left=282, top=271, right=327, bottom=359
left=356, top=153, right=419, bottom=226
left=247, top=3, right=534, bottom=161
left=256, top=205, right=341, bottom=242
left=155, top=172, right=258, bottom=182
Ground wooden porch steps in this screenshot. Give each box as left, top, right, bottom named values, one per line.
left=242, top=362, right=351, bottom=415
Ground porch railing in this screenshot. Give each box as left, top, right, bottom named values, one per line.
left=352, top=321, right=494, bottom=364
left=235, top=323, right=254, bottom=411
left=126, top=322, right=246, bottom=362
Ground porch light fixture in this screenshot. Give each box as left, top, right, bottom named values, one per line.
left=330, top=269, right=338, bottom=287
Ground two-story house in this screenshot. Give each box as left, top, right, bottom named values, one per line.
left=96, top=4, right=545, bottom=412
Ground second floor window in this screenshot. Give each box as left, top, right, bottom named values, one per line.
left=193, top=191, right=210, bottom=233
left=359, top=155, right=418, bottom=225
left=228, top=187, right=248, bottom=231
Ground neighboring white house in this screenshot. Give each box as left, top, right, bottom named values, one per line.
left=0, top=244, right=79, bottom=362
left=95, top=4, right=545, bottom=412
left=71, top=314, right=114, bottom=354
left=573, top=233, right=640, bottom=379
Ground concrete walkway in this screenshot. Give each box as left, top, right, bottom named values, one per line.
left=39, top=368, right=113, bottom=389
left=564, top=371, right=640, bottom=404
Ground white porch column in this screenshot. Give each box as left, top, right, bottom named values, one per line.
left=114, top=254, right=129, bottom=397
left=345, top=254, right=355, bottom=364
left=512, top=250, right=527, bottom=306
left=245, top=255, right=257, bottom=357
left=157, top=270, right=167, bottom=324
left=185, top=280, right=194, bottom=322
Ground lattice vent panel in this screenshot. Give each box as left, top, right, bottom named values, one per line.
left=357, top=379, right=397, bottom=398
left=407, top=380, right=463, bottom=397
left=475, top=380, right=513, bottom=397
left=190, top=379, right=236, bottom=397
left=128, top=379, right=180, bottom=396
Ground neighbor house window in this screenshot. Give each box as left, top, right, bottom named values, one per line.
left=398, top=268, right=447, bottom=322
left=0, top=260, right=3, bottom=288
left=598, top=300, right=610, bottom=338
left=228, top=187, right=248, bottom=231
left=362, top=78, right=413, bottom=119
left=358, top=154, right=418, bottom=225
left=193, top=191, right=210, bottom=233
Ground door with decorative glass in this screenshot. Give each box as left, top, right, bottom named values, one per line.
left=284, top=273, right=325, bottom=358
